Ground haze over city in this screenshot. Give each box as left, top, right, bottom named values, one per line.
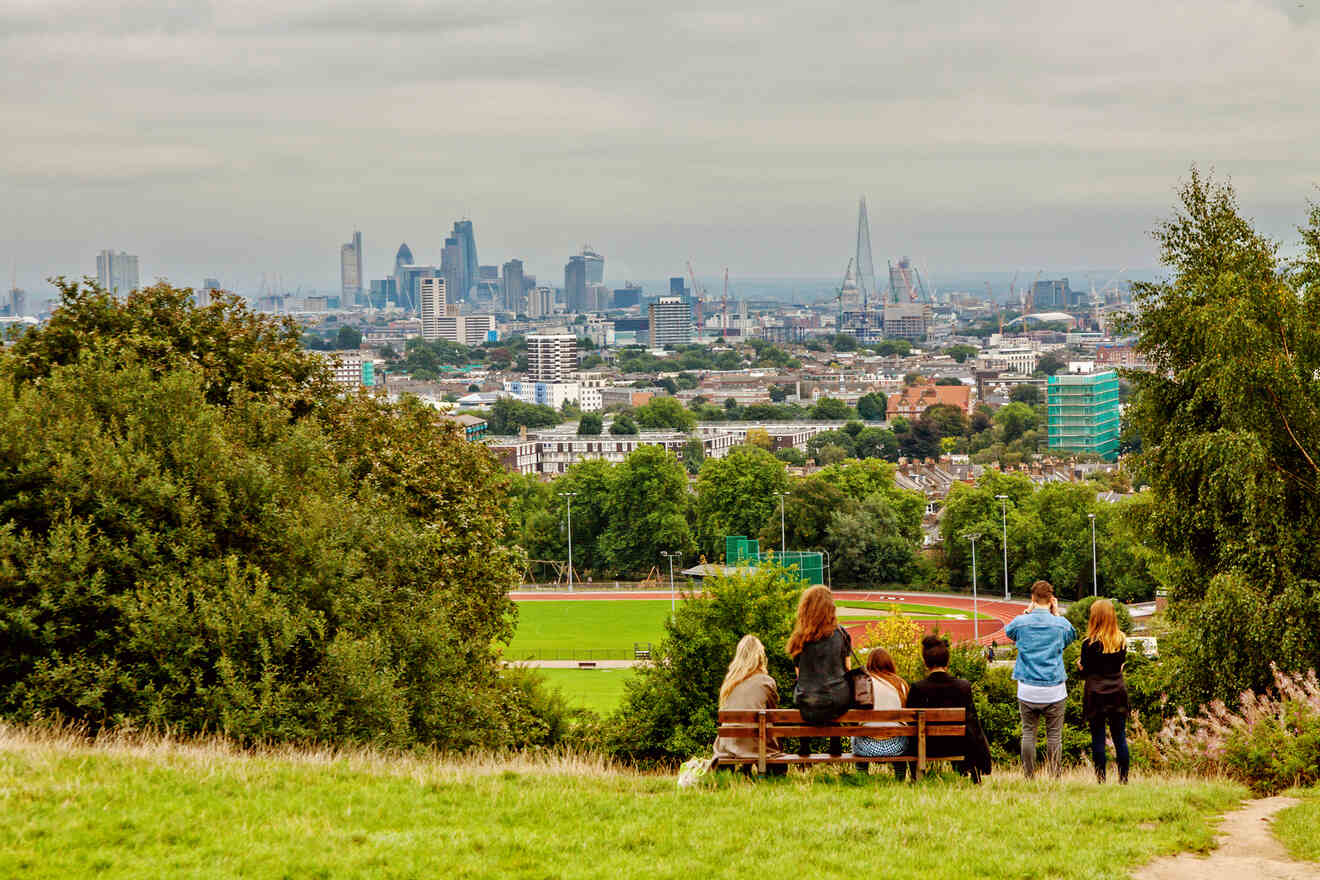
left=3, top=0, right=1319, bottom=300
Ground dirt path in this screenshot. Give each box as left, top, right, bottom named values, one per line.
left=1134, top=796, right=1319, bottom=880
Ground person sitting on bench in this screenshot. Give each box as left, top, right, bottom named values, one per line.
left=713, top=635, right=786, bottom=774
left=905, top=635, right=992, bottom=783
left=850, top=647, right=910, bottom=759
left=786, top=586, right=851, bottom=756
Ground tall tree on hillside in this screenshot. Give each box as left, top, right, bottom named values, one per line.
left=1121, top=170, right=1320, bottom=704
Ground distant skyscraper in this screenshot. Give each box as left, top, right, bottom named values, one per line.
left=6, top=288, right=26, bottom=317
left=888, top=256, right=929, bottom=303
left=669, top=276, right=687, bottom=297
left=1030, top=278, right=1073, bottom=311
left=502, top=259, right=525, bottom=313
left=96, top=250, right=139, bottom=296
left=649, top=296, right=694, bottom=347
left=445, top=220, right=479, bottom=300
left=419, top=277, right=447, bottom=341
left=564, top=255, right=588, bottom=313
left=393, top=243, right=415, bottom=308
left=368, top=278, right=396, bottom=309
left=612, top=284, right=642, bottom=308
left=527, top=286, right=554, bottom=318
left=340, top=230, right=363, bottom=304
left=197, top=277, right=220, bottom=308
left=580, top=245, right=604, bottom=284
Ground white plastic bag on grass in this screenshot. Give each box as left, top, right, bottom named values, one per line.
left=677, top=755, right=715, bottom=789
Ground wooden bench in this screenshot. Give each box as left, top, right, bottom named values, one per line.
left=714, top=708, right=966, bottom=780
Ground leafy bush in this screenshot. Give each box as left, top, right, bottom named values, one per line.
left=1065, top=596, right=1134, bottom=634
left=0, top=282, right=526, bottom=750
left=1133, top=666, right=1320, bottom=794
left=606, top=564, right=804, bottom=764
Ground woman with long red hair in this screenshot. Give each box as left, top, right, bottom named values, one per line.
left=786, top=585, right=852, bottom=755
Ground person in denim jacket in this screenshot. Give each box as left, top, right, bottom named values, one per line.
left=1004, top=580, right=1077, bottom=778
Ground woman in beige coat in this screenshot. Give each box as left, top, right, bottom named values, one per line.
left=713, top=635, right=787, bottom=774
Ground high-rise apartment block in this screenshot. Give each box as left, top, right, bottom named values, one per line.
left=96, top=250, right=140, bottom=296
left=340, top=230, right=363, bottom=304
left=526, top=334, right=579, bottom=382
left=1047, top=370, right=1120, bottom=461
left=527, top=286, right=554, bottom=318
left=649, top=296, right=694, bottom=347
left=502, top=259, right=526, bottom=312
left=613, top=284, right=642, bottom=308
left=419, top=277, right=447, bottom=341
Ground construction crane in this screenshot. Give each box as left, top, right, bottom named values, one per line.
left=686, top=260, right=705, bottom=328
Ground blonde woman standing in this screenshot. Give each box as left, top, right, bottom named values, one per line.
left=1080, top=599, right=1130, bottom=783
left=713, top=635, right=786, bottom=773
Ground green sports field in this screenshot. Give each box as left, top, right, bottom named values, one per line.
left=505, top=600, right=673, bottom=659
left=533, top=667, right=636, bottom=715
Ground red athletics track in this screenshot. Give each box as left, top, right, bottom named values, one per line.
left=509, top=589, right=1028, bottom=646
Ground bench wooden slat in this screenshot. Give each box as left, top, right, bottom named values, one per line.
left=715, top=754, right=966, bottom=765
left=717, top=724, right=964, bottom=738
left=717, top=708, right=965, bottom=723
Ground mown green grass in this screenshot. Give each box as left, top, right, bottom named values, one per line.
left=1276, top=788, right=1320, bottom=862
left=533, top=667, right=636, bottom=715
left=506, top=600, right=672, bottom=657
left=0, top=733, right=1245, bottom=880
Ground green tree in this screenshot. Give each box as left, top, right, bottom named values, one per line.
left=807, top=429, right=856, bottom=459
left=921, top=403, right=969, bottom=439
left=939, top=471, right=1035, bottom=592
left=487, top=397, right=561, bottom=434
left=335, top=325, right=363, bottom=349
left=857, top=391, right=888, bottom=420
left=683, top=438, right=706, bottom=475
left=598, top=446, right=695, bottom=574
left=993, top=401, right=1038, bottom=444
left=826, top=499, right=919, bottom=587
left=814, top=459, right=923, bottom=543
left=811, top=397, right=853, bottom=420
left=609, top=414, right=639, bottom=435
left=944, top=344, right=979, bottom=364
left=608, top=564, right=804, bottom=762
left=1035, top=352, right=1067, bottom=376
left=855, top=426, right=899, bottom=460
left=695, top=446, right=790, bottom=558
left=1119, top=170, right=1320, bottom=704
left=768, top=384, right=788, bottom=403
left=634, top=396, right=696, bottom=432
left=577, top=412, right=603, bottom=435
left=756, top=477, right=850, bottom=552
left=1009, top=384, right=1042, bottom=406
left=543, top=460, right=617, bottom=575
left=832, top=333, right=859, bottom=351
left=0, top=282, right=525, bottom=749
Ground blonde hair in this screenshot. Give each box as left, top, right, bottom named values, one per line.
left=1085, top=599, right=1126, bottom=653
left=786, top=586, right=838, bottom=658
left=720, top=635, right=768, bottom=706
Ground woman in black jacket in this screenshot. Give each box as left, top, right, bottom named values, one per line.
left=1079, top=599, right=1130, bottom=783
left=786, top=585, right=851, bottom=756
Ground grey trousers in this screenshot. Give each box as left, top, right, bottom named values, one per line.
left=1019, top=698, right=1066, bottom=778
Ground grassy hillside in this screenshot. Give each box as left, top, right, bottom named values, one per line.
left=1, top=726, right=1246, bottom=880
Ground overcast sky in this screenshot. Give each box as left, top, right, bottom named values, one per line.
left=3, top=0, right=1318, bottom=298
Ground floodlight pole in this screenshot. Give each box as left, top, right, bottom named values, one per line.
left=965, top=532, right=982, bottom=643
left=821, top=549, right=832, bottom=590
left=996, top=494, right=1010, bottom=600
left=661, top=551, right=682, bottom=617
left=1088, top=512, right=1098, bottom=597
left=558, top=491, right=577, bottom=592
left=773, top=491, right=790, bottom=551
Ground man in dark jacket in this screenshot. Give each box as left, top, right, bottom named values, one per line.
left=903, top=635, right=992, bottom=782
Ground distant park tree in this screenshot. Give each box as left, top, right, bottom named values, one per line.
left=934, top=376, right=962, bottom=386
left=610, top=413, right=640, bottom=435
left=1120, top=169, right=1320, bottom=705
left=1035, top=352, right=1067, bottom=376
left=694, top=445, right=790, bottom=558
left=335, top=325, right=363, bottom=349
left=856, top=391, right=888, bottom=420
left=488, top=397, right=561, bottom=435
left=1009, top=384, right=1043, bottom=406
left=635, top=396, right=697, bottom=432
left=577, top=412, right=603, bottom=435
left=768, top=384, right=788, bottom=403
left=943, top=344, right=979, bottom=363
left=745, top=427, right=773, bottom=450
left=811, top=397, right=853, bottom=420
left=598, top=446, right=696, bottom=575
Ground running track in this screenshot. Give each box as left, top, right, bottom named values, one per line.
left=510, top=589, right=1028, bottom=646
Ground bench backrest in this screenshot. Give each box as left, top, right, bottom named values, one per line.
left=716, top=707, right=965, bottom=739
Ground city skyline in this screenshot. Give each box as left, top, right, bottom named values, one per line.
left=3, top=0, right=1318, bottom=296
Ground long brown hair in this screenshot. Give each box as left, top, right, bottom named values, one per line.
left=1085, top=598, right=1126, bottom=653
left=865, top=647, right=909, bottom=703
left=719, top=635, right=768, bottom=706
left=786, top=585, right=838, bottom=658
